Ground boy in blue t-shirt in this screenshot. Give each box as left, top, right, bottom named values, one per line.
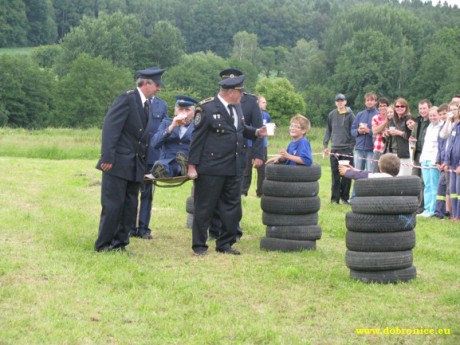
left=267, top=114, right=313, bottom=166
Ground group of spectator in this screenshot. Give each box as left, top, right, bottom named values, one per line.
left=323, top=91, right=460, bottom=222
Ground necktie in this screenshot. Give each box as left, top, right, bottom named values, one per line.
left=228, top=105, right=237, bottom=128
left=144, top=100, right=150, bottom=119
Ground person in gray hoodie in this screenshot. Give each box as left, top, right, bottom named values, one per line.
left=323, top=93, right=355, bottom=204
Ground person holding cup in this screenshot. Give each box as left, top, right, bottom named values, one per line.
left=351, top=92, right=378, bottom=172
left=383, top=97, right=413, bottom=176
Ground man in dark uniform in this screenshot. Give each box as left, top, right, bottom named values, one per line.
left=131, top=68, right=168, bottom=240
left=151, top=95, right=198, bottom=177
left=208, top=68, right=264, bottom=240
left=94, top=67, right=165, bottom=252
left=187, top=74, right=267, bottom=256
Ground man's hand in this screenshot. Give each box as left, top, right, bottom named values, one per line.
left=187, top=164, right=198, bottom=179
left=256, top=126, right=268, bottom=137
left=100, top=163, right=112, bottom=171
left=323, top=148, right=330, bottom=157
left=253, top=158, right=264, bottom=169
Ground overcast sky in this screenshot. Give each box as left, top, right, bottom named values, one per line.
left=423, top=0, right=460, bottom=6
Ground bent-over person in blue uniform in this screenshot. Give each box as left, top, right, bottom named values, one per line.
left=267, top=114, right=313, bottom=166
left=151, top=95, right=198, bottom=178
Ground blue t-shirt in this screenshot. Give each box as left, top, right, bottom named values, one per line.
left=285, top=137, right=313, bottom=166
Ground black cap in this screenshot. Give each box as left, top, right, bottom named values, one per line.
left=136, top=67, right=165, bottom=86
left=219, top=68, right=243, bottom=79
left=335, top=93, right=346, bottom=101
left=219, top=74, right=245, bottom=90
left=174, top=95, right=198, bottom=107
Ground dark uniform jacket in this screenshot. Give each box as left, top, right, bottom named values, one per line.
left=240, top=93, right=263, bottom=161
left=146, top=97, right=168, bottom=165
left=152, top=119, right=194, bottom=164
left=96, top=88, right=150, bottom=182
left=189, top=96, right=258, bottom=176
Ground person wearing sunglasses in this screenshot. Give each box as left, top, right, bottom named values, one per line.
left=383, top=98, right=413, bottom=176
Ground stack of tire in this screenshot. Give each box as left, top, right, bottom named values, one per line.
left=345, top=176, right=421, bottom=284
left=185, top=186, right=194, bottom=228
left=260, top=163, right=322, bottom=252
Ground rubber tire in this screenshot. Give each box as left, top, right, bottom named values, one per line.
left=262, top=212, right=318, bottom=226
left=265, top=163, right=321, bottom=182
left=351, top=196, right=419, bottom=214
left=186, top=196, right=194, bottom=214
left=261, top=196, right=320, bottom=215
left=260, top=237, right=316, bottom=252
left=346, top=230, right=416, bottom=252
left=345, top=250, right=413, bottom=271
left=350, top=266, right=416, bottom=284
left=186, top=213, right=193, bottom=229
left=346, top=212, right=416, bottom=232
left=262, top=180, right=319, bottom=197
left=266, top=225, right=322, bottom=241
left=354, top=176, right=421, bottom=197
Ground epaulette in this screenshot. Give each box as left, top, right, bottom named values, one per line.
left=126, top=89, right=135, bottom=94
left=199, top=97, right=214, bottom=105
left=243, top=92, right=257, bottom=98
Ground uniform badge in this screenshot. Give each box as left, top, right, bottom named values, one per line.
left=194, top=113, right=202, bottom=126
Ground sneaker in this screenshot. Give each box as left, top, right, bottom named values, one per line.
left=176, top=152, right=188, bottom=176
left=152, top=162, right=168, bottom=178
left=417, top=211, right=434, bottom=218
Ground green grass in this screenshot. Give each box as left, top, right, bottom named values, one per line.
left=0, top=47, right=33, bottom=55
left=0, top=128, right=459, bottom=344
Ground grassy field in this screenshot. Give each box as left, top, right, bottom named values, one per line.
left=0, top=128, right=458, bottom=345
left=0, top=47, right=33, bottom=55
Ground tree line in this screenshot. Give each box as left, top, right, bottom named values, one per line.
left=0, top=0, right=459, bottom=128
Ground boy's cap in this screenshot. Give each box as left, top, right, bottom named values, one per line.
left=335, top=93, right=346, bottom=101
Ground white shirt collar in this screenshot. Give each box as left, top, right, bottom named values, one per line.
left=137, top=87, right=148, bottom=106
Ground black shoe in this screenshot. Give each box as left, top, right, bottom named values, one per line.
left=141, top=233, right=153, bottom=240
left=341, top=199, right=350, bottom=205
left=216, top=247, right=241, bottom=255
left=152, top=162, right=168, bottom=178
left=331, top=200, right=340, bottom=204
left=176, top=152, right=188, bottom=176
left=194, top=250, right=207, bottom=257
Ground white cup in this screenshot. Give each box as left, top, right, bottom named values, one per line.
left=338, top=160, right=350, bottom=166
left=359, top=122, right=368, bottom=128
left=266, top=123, right=275, bottom=136
left=389, top=126, right=396, bottom=131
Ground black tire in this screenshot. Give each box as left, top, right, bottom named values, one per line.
left=261, top=196, right=320, bottom=215
left=266, top=225, right=322, bottom=241
left=265, top=163, right=321, bottom=182
left=262, top=180, right=319, bottom=197
left=186, top=196, right=194, bottom=214
left=260, top=237, right=316, bottom=252
left=345, top=250, right=413, bottom=271
left=350, top=266, right=417, bottom=284
left=354, top=176, right=421, bottom=197
left=346, top=212, right=416, bottom=232
left=186, top=213, right=193, bottom=229
left=351, top=196, right=419, bottom=214
left=262, top=212, right=318, bottom=226
left=346, top=230, right=415, bottom=252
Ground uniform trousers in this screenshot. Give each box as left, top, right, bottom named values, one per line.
left=95, top=173, right=139, bottom=251
left=450, top=171, right=460, bottom=219
left=133, top=164, right=155, bottom=237
left=192, top=174, right=242, bottom=252
left=435, top=170, right=447, bottom=218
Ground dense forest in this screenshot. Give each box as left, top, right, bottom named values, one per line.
left=0, top=0, right=459, bottom=128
